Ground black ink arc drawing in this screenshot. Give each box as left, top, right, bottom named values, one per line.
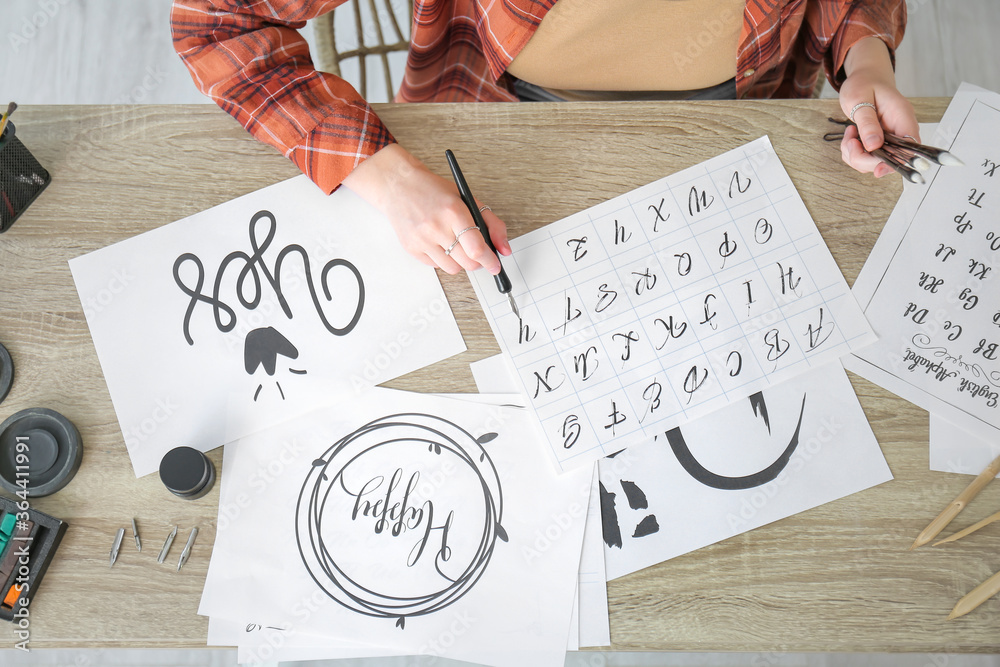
left=172, top=210, right=365, bottom=402
left=296, top=413, right=507, bottom=629
left=601, top=390, right=806, bottom=549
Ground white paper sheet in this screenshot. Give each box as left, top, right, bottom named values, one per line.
left=470, top=137, right=875, bottom=473
left=70, top=176, right=465, bottom=476
left=846, top=89, right=1000, bottom=445
left=598, top=362, right=892, bottom=580
left=209, top=617, right=408, bottom=663
left=567, top=586, right=580, bottom=652
left=200, top=388, right=590, bottom=667
left=471, top=355, right=521, bottom=395
left=578, top=468, right=611, bottom=648
left=440, top=386, right=609, bottom=648
left=930, top=414, right=1000, bottom=477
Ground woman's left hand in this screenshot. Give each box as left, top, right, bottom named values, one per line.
left=838, top=36, right=919, bottom=178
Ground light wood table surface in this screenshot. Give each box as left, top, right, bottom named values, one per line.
left=1, top=100, right=998, bottom=653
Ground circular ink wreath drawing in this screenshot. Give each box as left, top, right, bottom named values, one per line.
left=295, top=413, right=507, bottom=629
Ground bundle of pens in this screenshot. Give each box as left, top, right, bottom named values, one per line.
left=825, top=117, right=963, bottom=184
left=0, top=101, right=52, bottom=233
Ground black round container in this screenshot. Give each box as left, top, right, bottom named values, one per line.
left=159, top=446, right=216, bottom=500
left=0, top=341, right=13, bottom=405
left=0, top=407, right=83, bottom=497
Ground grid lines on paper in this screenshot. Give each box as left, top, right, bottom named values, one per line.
left=479, top=138, right=873, bottom=472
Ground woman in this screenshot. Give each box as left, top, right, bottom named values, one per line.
left=171, top=0, right=915, bottom=276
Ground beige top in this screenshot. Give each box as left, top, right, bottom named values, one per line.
left=506, top=0, right=744, bottom=91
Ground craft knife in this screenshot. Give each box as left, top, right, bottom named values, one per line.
left=157, top=525, right=178, bottom=564
left=177, top=527, right=198, bottom=572
left=109, top=527, right=124, bottom=567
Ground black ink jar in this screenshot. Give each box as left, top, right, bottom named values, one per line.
left=159, top=446, right=216, bottom=500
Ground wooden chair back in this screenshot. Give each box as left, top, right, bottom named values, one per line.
left=312, top=0, right=413, bottom=101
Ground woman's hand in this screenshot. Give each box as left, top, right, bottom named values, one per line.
left=838, top=36, right=919, bottom=178
left=341, top=143, right=511, bottom=274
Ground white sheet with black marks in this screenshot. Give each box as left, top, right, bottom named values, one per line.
left=598, top=362, right=891, bottom=580
left=70, top=176, right=465, bottom=476
left=200, top=388, right=591, bottom=667
left=470, top=137, right=875, bottom=474
left=847, top=87, right=1000, bottom=446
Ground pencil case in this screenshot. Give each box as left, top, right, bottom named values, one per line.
left=0, top=495, right=68, bottom=623
left=0, top=121, right=51, bottom=233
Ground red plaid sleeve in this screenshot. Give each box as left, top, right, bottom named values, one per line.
left=826, top=0, right=907, bottom=88
left=739, top=0, right=906, bottom=99
left=170, top=0, right=395, bottom=194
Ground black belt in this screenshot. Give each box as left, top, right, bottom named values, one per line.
left=511, top=76, right=737, bottom=102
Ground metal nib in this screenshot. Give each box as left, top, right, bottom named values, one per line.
left=110, top=527, right=124, bottom=567
left=177, top=527, right=198, bottom=572
left=507, top=292, right=520, bottom=319
left=158, top=525, right=178, bottom=564
left=132, top=517, right=141, bottom=552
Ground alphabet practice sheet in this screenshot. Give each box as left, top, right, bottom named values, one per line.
left=470, top=137, right=875, bottom=472
left=847, top=90, right=1000, bottom=444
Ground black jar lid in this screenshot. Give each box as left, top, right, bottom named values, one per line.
left=0, top=342, right=13, bottom=406
left=159, top=446, right=215, bottom=499
left=0, top=407, right=83, bottom=497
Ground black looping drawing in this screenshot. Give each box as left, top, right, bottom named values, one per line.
left=665, top=392, right=806, bottom=490
left=173, top=209, right=365, bottom=343
left=172, top=209, right=366, bottom=400
left=296, top=413, right=506, bottom=630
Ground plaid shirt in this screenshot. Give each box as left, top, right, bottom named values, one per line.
left=171, top=0, right=906, bottom=194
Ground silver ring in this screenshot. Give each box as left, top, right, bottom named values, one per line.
left=444, top=226, right=478, bottom=256
left=849, top=101, right=877, bottom=123
left=478, top=205, right=491, bottom=213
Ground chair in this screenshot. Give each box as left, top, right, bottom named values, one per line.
left=312, top=0, right=413, bottom=101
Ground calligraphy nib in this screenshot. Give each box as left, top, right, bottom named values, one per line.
left=110, top=527, right=124, bottom=567
left=506, top=292, right=520, bottom=319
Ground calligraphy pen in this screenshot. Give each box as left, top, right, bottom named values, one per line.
left=824, top=117, right=963, bottom=185
left=445, top=149, right=519, bottom=318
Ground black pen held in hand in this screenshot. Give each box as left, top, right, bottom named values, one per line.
left=445, top=149, right=519, bottom=318
left=825, top=117, right=964, bottom=185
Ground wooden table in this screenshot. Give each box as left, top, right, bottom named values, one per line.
left=1, top=100, right=998, bottom=653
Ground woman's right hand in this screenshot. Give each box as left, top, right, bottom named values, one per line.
left=341, top=143, right=511, bottom=275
